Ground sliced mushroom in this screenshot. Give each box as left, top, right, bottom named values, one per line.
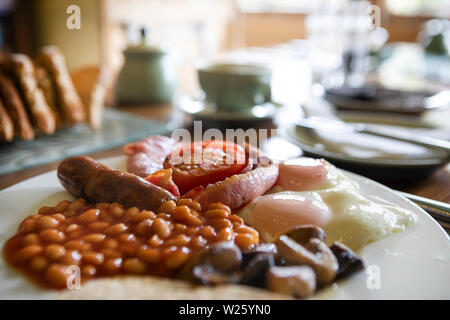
left=275, top=255, right=289, bottom=266
left=286, top=225, right=326, bottom=244
left=240, top=253, right=275, bottom=288
left=242, top=243, right=277, bottom=267
left=275, top=235, right=338, bottom=286
left=192, top=264, right=240, bottom=285
left=266, top=265, right=316, bottom=299
left=200, top=241, right=243, bottom=272
left=177, top=241, right=242, bottom=285
left=330, top=242, right=364, bottom=279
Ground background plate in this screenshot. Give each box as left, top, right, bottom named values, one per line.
left=284, top=124, right=448, bottom=182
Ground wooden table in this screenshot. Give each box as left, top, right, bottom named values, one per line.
left=1, top=103, right=449, bottom=204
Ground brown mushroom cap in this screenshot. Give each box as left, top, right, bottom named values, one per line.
left=192, top=264, right=240, bottom=285
left=266, top=265, right=316, bottom=299
left=177, top=241, right=243, bottom=284
left=275, top=235, right=338, bottom=286
left=241, top=253, right=275, bottom=288
left=330, top=242, right=364, bottom=279
left=242, top=243, right=278, bottom=266
left=285, top=225, right=326, bottom=244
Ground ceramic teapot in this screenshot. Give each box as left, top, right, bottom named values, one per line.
left=115, top=28, right=176, bottom=104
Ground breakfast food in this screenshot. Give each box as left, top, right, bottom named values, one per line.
left=3, top=135, right=422, bottom=299
left=124, top=136, right=416, bottom=250
left=0, top=97, right=14, bottom=142
left=70, top=65, right=109, bottom=130
left=1, top=53, right=55, bottom=134
left=124, top=136, right=279, bottom=209
left=35, top=46, right=85, bottom=125
left=35, top=65, right=62, bottom=127
left=164, top=140, right=249, bottom=194
left=57, top=156, right=177, bottom=211
left=4, top=198, right=259, bottom=289
left=0, top=71, right=34, bottom=140
left=239, top=157, right=417, bottom=249
left=4, top=192, right=362, bottom=299
left=188, top=164, right=279, bottom=210
left=0, top=46, right=107, bottom=142
left=124, top=135, right=179, bottom=178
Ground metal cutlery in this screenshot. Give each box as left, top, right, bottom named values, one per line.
left=295, top=117, right=450, bottom=155
left=396, top=191, right=450, bottom=232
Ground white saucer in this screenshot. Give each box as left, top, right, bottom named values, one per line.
left=175, top=95, right=280, bottom=122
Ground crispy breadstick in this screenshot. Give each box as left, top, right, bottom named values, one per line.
left=1, top=54, right=55, bottom=134
left=0, top=96, right=14, bottom=142
left=71, top=65, right=108, bottom=130
left=0, top=71, right=34, bottom=140
left=35, top=64, right=62, bottom=127
left=35, top=46, right=85, bottom=124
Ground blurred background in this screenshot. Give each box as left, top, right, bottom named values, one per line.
left=2, top=0, right=450, bottom=94
left=0, top=0, right=449, bottom=203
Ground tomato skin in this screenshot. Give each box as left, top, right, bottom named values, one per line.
left=181, top=185, right=204, bottom=200
left=164, top=140, right=247, bottom=195
left=145, top=169, right=180, bottom=198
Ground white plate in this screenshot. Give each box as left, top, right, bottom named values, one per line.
left=175, top=95, right=279, bottom=122
left=0, top=156, right=449, bottom=299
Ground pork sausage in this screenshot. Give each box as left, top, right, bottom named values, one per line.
left=57, top=156, right=177, bottom=210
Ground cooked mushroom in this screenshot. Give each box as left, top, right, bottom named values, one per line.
left=242, top=243, right=277, bottom=267
left=200, top=241, right=243, bottom=272
left=330, top=242, right=364, bottom=279
left=275, top=255, right=288, bottom=266
left=266, top=265, right=316, bottom=299
left=177, top=241, right=242, bottom=285
left=275, top=235, right=338, bottom=285
left=240, top=253, right=275, bottom=288
left=285, top=225, right=326, bottom=244
left=192, top=264, right=240, bottom=285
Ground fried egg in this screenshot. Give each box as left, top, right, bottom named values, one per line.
left=238, top=158, right=416, bottom=250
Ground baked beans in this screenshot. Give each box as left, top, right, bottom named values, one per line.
left=103, top=258, right=122, bottom=274
left=4, top=198, right=259, bottom=289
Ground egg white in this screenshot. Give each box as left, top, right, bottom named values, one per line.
left=239, top=158, right=417, bottom=250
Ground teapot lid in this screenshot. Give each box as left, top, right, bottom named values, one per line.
left=124, top=27, right=165, bottom=55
